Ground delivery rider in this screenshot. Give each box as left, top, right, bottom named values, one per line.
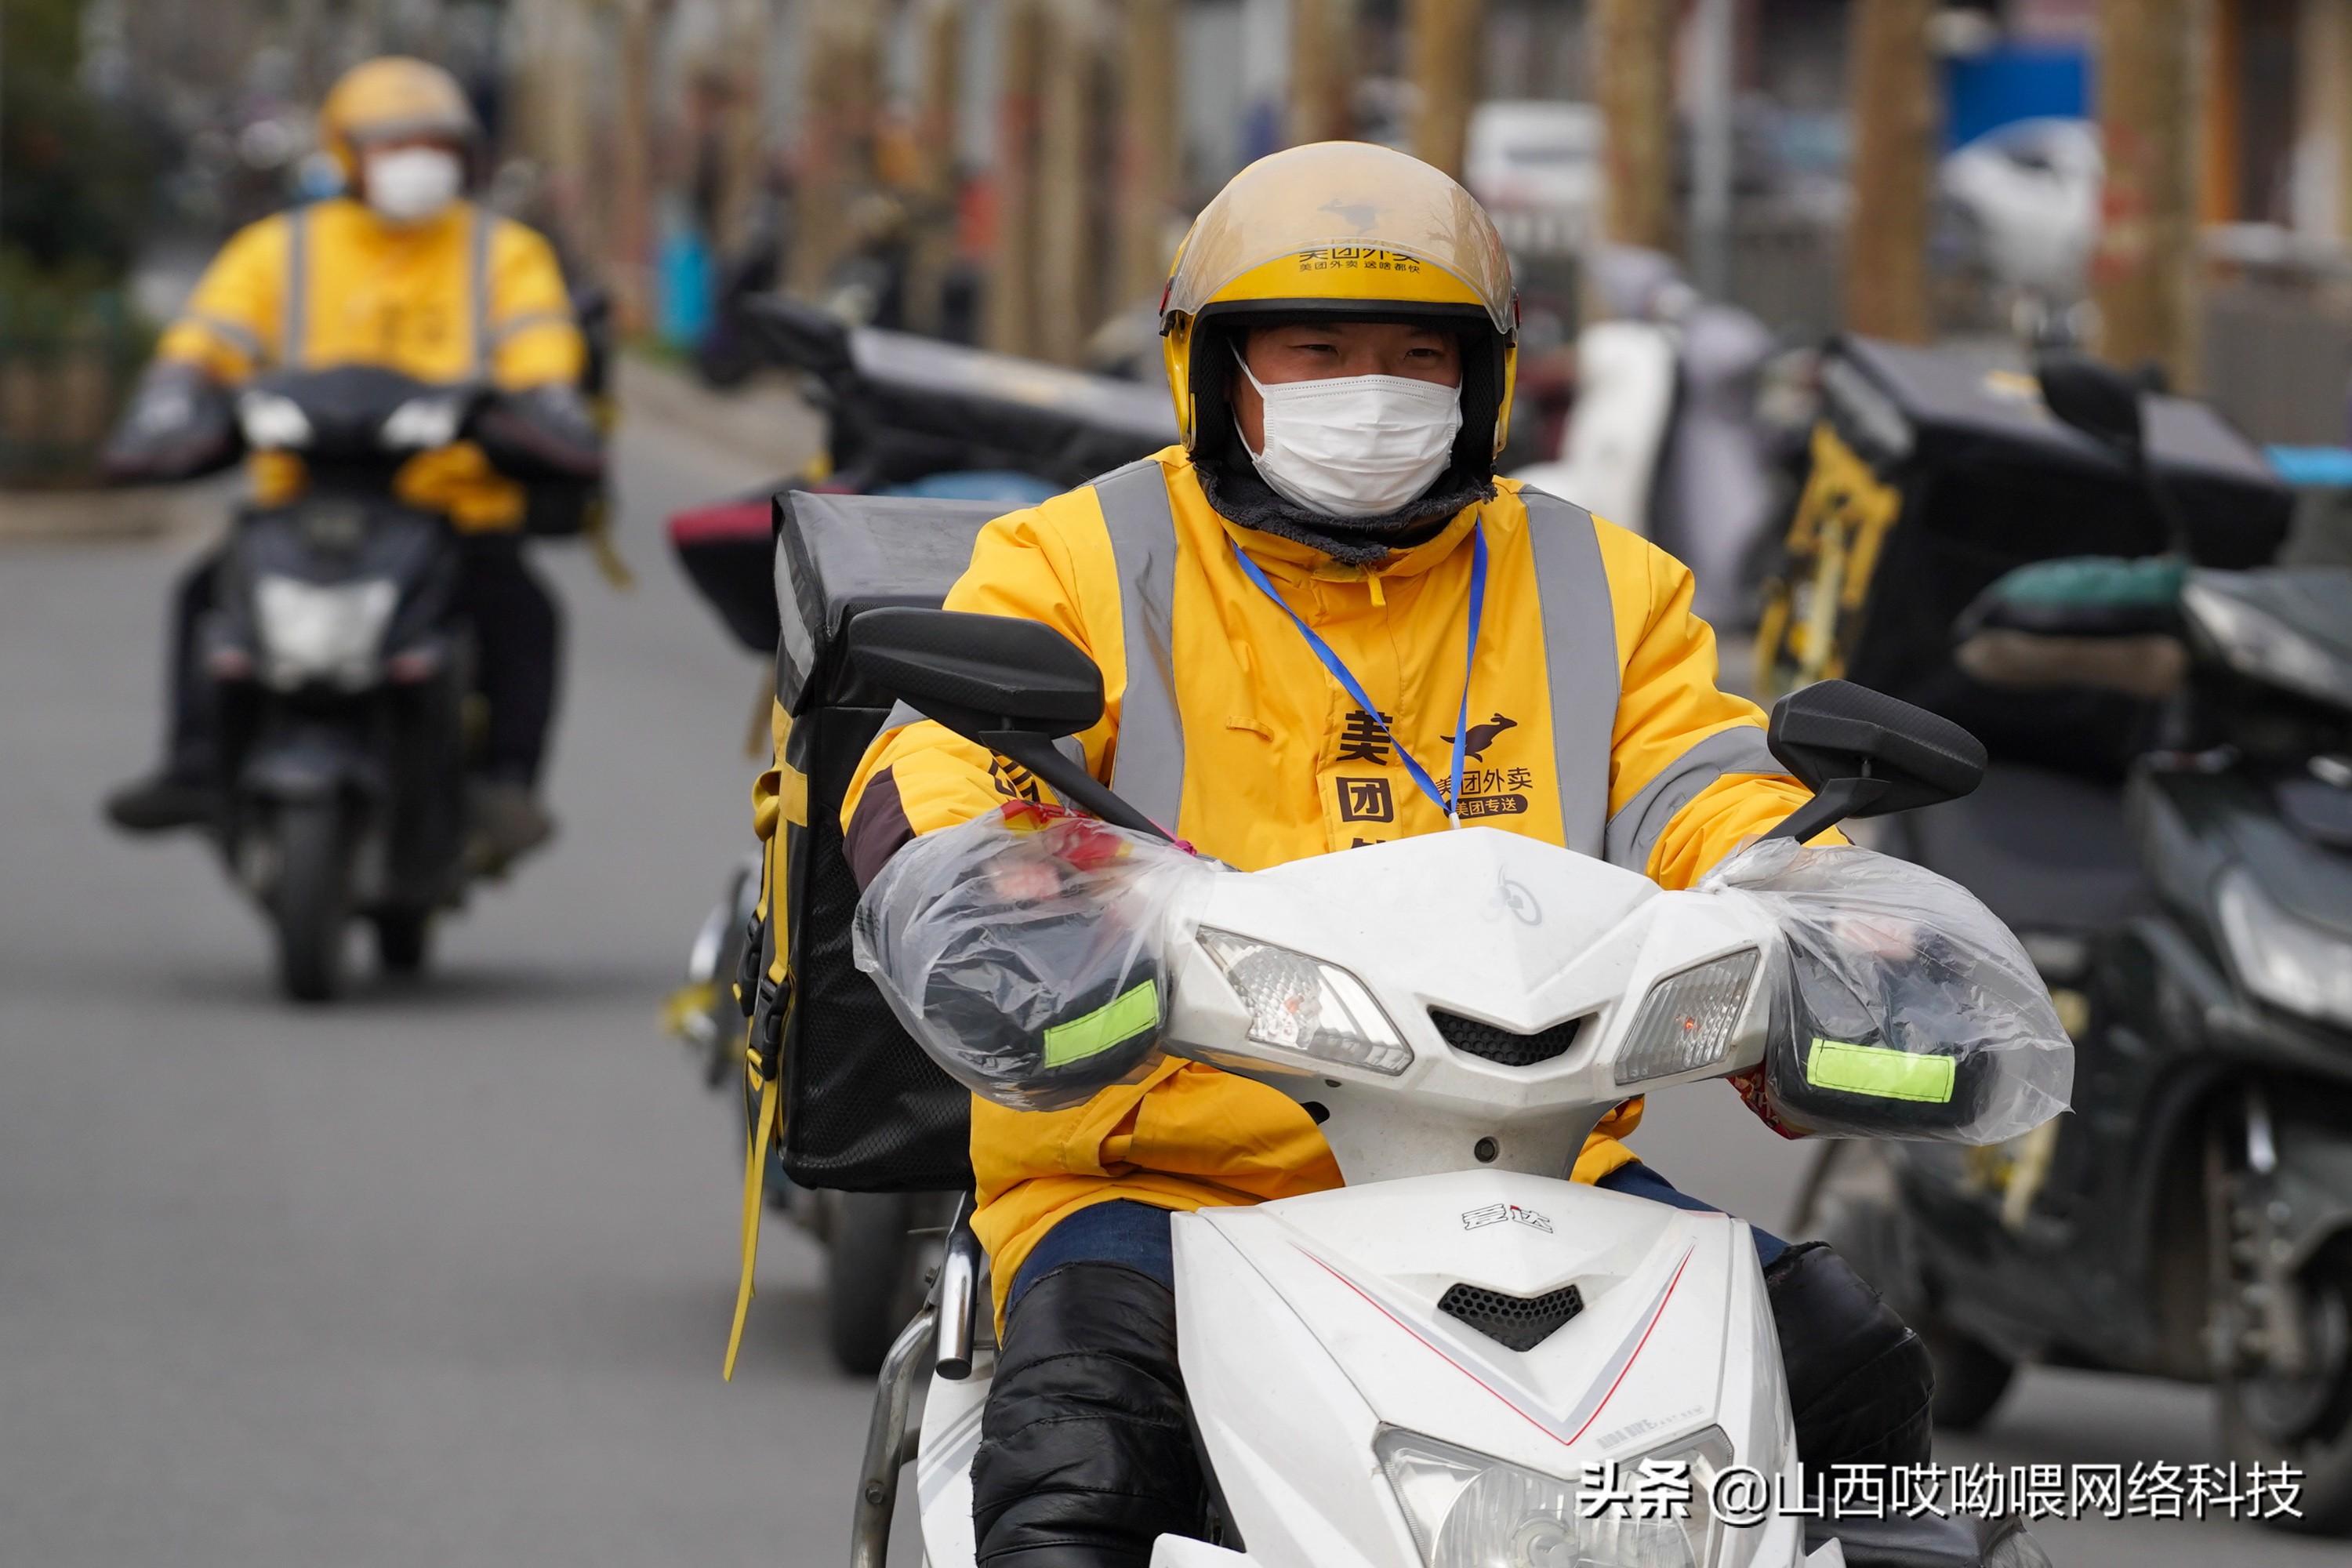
left=793, top=143, right=1932, bottom=1566
left=104, top=56, right=599, bottom=868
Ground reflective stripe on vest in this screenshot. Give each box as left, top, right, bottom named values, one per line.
left=470, top=206, right=495, bottom=377
left=1602, top=723, right=1781, bottom=871
left=282, top=205, right=310, bottom=366
left=1093, top=460, right=1186, bottom=831
left=279, top=204, right=495, bottom=372
left=1519, top=489, right=1617, bottom=857
left=1086, top=477, right=1630, bottom=855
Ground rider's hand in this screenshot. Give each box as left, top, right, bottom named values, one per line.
left=988, top=858, right=1065, bottom=903
left=1831, top=912, right=1921, bottom=962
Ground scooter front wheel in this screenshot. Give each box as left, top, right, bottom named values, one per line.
left=828, top=1191, right=932, bottom=1377
left=373, top=909, right=433, bottom=975
left=272, top=798, right=353, bottom=1003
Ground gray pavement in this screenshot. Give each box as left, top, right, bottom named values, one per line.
left=0, top=390, right=2336, bottom=1566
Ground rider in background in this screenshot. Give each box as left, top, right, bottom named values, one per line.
left=103, top=56, right=597, bottom=871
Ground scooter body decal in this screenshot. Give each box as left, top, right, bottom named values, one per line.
left=1298, top=1240, right=1694, bottom=1452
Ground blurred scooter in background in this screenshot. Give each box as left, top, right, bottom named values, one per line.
left=1794, top=353, right=2352, bottom=1535
left=1512, top=246, right=1797, bottom=630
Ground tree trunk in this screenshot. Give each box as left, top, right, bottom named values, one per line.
left=909, top=0, right=965, bottom=336
left=2093, top=0, right=2205, bottom=389
left=1034, top=0, right=1105, bottom=367
left=1409, top=0, right=1486, bottom=181
left=714, top=0, right=775, bottom=257
left=1290, top=0, right=1358, bottom=147
left=610, top=0, right=657, bottom=334
left=985, top=0, right=1049, bottom=358
left=788, top=0, right=884, bottom=298
left=1845, top=0, right=1938, bottom=343
left=1116, top=0, right=1183, bottom=310
left=1591, top=0, right=1675, bottom=252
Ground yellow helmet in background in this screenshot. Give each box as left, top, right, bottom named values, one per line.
left=319, top=56, right=478, bottom=181
left=1160, top=141, right=1519, bottom=462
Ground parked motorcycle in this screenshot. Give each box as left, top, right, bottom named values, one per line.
left=837, top=608, right=2056, bottom=1568
left=663, top=296, right=1174, bottom=1374
left=125, top=365, right=590, bottom=1001
left=1510, top=245, right=1802, bottom=630
left=1796, top=354, right=2352, bottom=1535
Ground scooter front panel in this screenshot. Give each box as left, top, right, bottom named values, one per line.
left=1177, top=1173, right=1802, bottom=1566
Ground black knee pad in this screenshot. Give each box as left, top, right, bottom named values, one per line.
left=971, top=1261, right=1207, bottom=1568
left=1765, top=1240, right=1935, bottom=1470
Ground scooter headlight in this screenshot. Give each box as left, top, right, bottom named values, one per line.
left=1377, top=1426, right=1734, bottom=1568
left=1196, top=927, right=1412, bottom=1075
left=254, top=574, right=399, bottom=691
left=236, top=390, right=312, bottom=450
left=1615, top=950, right=1759, bottom=1086
left=2215, top=867, right=2352, bottom=1029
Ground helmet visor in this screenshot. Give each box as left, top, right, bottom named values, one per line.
left=1164, top=142, right=1515, bottom=335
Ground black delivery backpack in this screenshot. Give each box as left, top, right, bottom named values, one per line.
left=760, top=489, right=1006, bottom=1192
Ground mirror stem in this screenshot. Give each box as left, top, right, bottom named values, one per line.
left=1762, top=773, right=1892, bottom=846
left=988, top=731, right=1174, bottom=842
left=2130, top=445, right=2195, bottom=558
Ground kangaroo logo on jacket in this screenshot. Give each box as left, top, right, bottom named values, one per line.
left=1444, top=712, right=1519, bottom=760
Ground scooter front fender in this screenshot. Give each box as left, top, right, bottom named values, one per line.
left=241, top=735, right=381, bottom=803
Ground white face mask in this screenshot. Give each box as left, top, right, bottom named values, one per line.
left=1236, top=354, right=1465, bottom=518
left=362, top=147, right=464, bottom=224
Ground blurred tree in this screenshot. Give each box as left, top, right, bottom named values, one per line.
left=1116, top=0, right=1181, bottom=310
left=1, top=0, right=158, bottom=285
left=1845, top=0, right=1936, bottom=343
left=1591, top=0, right=1673, bottom=253
left=1290, top=0, right=1357, bottom=148
left=1410, top=0, right=1486, bottom=181
left=985, top=0, right=1047, bottom=358
left=2095, top=0, right=2203, bottom=390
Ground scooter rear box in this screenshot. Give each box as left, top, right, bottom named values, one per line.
left=1760, top=335, right=2291, bottom=773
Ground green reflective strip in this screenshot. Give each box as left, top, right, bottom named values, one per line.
left=1806, top=1039, right=1955, bottom=1103
left=1043, top=979, right=1160, bottom=1068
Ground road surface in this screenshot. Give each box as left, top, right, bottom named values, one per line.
left=0, top=384, right=2336, bottom=1567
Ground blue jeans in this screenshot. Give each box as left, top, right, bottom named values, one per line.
left=1007, top=1163, right=1789, bottom=1308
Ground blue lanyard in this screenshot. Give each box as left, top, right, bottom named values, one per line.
left=1229, top=523, right=1488, bottom=826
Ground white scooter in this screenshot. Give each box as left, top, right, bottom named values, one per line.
left=840, top=608, right=2053, bottom=1568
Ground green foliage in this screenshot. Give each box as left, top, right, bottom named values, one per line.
left=2, top=0, right=159, bottom=284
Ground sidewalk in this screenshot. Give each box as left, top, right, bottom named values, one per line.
left=0, top=355, right=819, bottom=547
left=612, top=352, right=822, bottom=476
left=0, top=474, right=239, bottom=545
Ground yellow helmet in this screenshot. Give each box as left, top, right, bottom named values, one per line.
left=1160, top=141, right=1519, bottom=463
left=319, top=56, right=477, bottom=181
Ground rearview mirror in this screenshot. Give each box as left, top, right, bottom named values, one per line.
left=845, top=608, right=1170, bottom=840
left=1764, top=681, right=1987, bottom=844
left=2036, top=349, right=2144, bottom=454
left=848, top=606, right=1104, bottom=739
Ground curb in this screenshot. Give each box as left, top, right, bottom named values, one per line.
left=0, top=474, right=237, bottom=546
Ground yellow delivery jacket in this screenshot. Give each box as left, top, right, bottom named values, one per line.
left=157, top=196, right=583, bottom=532
left=769, top=448, right=1818, bottom=1318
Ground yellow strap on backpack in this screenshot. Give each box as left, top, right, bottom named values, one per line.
left=723, top=1047, right=779, bottom=1381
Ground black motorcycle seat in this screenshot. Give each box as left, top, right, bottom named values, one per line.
left=1888, top=762, right=2154, bottom=935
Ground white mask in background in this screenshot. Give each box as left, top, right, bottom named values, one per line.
left=1235, top=354, right=1465, bottom=518
left=362, top=147, right=464, bottom=224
